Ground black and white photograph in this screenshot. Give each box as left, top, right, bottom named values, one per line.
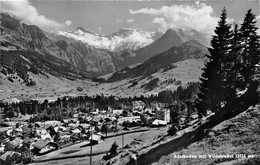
left=0, top=0, right=260, bottom=164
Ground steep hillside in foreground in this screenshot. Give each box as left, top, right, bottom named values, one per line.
left=151, top=105, right=260, bottom=165
left=106, top=105, right=260, bottom=165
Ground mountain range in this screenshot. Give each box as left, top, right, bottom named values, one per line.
left=115, top=28, right=210, bottom=69
left=106, top=40, right=209, bottom=82
left=0, top=12, right=210, bottom=101
left=53, top=27, right=161, bottom=52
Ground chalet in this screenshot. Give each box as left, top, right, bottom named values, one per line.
left=0, top=151, right=21, bottom=164
left=5, top=129, right=13, bottom=137
left=36, top=129, right=53, bottom=141
left=132, top=110, right=142, bottom=116
left=79, top=123, right=91, bottom=129
left=151, top=102, right=169, bottom=110
left=62, top=119, right=69, bottom=125
left=22, top=127, right=33, bottom=138
left=91, top=108, right=100, bottom=115
left=44, top=120, right=61, bottom=127
left=91, top=117, right=103, bottom=124
left=54, top=126, right=67, bottom=132
left=112, top=109, right=123, bottom=115
left=132, top=101, right=146, bottom=111
left=22, top=138, right=35, bottom=146
left=0, top=144, right=4, bottom=154
left=68, top=123, right=79, bottom=128
left=155, top=108, right=170, bottom=123
left=32, top=139, right=58, bottom=155
left=2, top=121, right=16, bottom=127
left=104, top=117, right=112, bottom=122
left=100, top=110, right=107, bottom=114
left=13, top=127, right=23, bottom=135
left=150, top=101, right=159, bottom=110
left=89, top=134, right=104, bottom=145
left=35, top=122, right=41, bottom=128
left=60, top=133, right=71, bottom=141
left=10, top=138, right=23, bottom=148
left=152, top=119, right=167, bottom=126
left=71, top=128, right=81, bottom=134
left=46, top=125, right=56, bottom=138
left=70, top=133, right=81, bottom=142
left=71, top=119, right=79, bottom=124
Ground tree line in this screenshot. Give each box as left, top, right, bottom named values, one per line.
left=2, top=82, right=199, bottom=121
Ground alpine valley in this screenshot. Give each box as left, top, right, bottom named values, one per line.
left=0, top=12, right=210, bottom=102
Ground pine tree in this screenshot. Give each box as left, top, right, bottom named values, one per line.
left=239, top=9, right=260, bottom=85
left=195, top=60, right=215, bottom=117
left=195, top=8, right=233, bottom=120
left=238, top=9, right=260, bottom=107
left=224, top=23, right=241, bottom=117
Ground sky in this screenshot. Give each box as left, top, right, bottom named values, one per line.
left=1, top=0, right=260, bottom=36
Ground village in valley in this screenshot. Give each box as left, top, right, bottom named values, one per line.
left=0, top=94, right=198, bottom=164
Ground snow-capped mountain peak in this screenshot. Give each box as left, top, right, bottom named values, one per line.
left=53, top=27, right=161, bottom=51
left=163, top=28, right=210, bottom=47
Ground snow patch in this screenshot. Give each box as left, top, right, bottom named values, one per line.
left=55, top=28, right=158, bottom=51
left=20, top=55, right=31, bottom=64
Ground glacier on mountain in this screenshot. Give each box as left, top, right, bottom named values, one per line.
left=54, top=28, right=160, bottom=51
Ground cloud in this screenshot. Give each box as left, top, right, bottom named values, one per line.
left=1, top=0, right=64, bottom=30
left=127, top=19, right=134, bottom=23
left=65, top=20, right=72, bottom=26
left=125, top=31, right=153, bottom=43
left=256, top=14, right=260, bottom=20
left=256, top=15, right=260, bottom=34
left=98, top=27, right=102, bottom=32
left=130, top=1, right=231, bottom=36
left=116, top=19, right=123, bottom=23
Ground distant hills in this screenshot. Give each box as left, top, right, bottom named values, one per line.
left=116, top=28, right=210, bottom=69
left=106, top=40, right=209, bottom=82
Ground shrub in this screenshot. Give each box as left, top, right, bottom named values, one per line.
left=77, top=87, right=83, bottom=92
left=7, top=76, right=14, bottom=83
left=109, top=142, right=119, bottom=157
left=142, top=78, right=159, bottom=91
left=26, top=79, right=36, bottom=86
left=1, top=68, right=7, bottom=75
left=168, top=124, right=179, bottom=136
left=129, top=81, right=138, bottom=88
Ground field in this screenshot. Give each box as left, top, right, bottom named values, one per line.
left=0, top=59, right=204, bottom=103
left=29, top=127, right=168, bottom=165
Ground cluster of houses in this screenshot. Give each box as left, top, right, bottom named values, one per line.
left=0, top=100, right=174, bottom=164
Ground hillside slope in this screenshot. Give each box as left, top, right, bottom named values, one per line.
left=107, top=105, right=260, bottom=165
left=117, top=28, right=210, bottom=68
left=152, top=105, right=260, bottom=165
left=1, top=13, right=124, bottom=76
left=107, top=40, right=208, bottom=82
